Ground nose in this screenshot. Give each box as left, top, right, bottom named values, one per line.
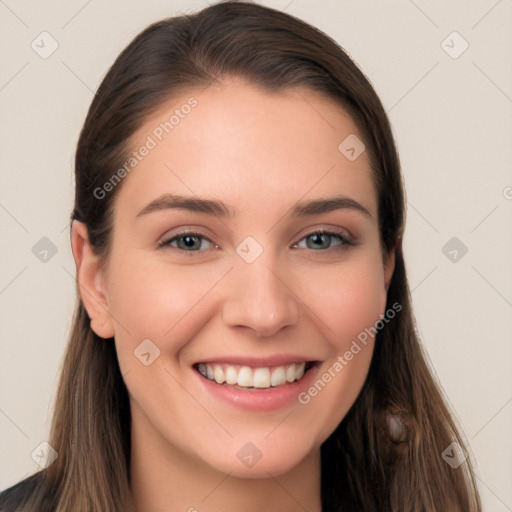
left=221, top=253, right=300, bottom=338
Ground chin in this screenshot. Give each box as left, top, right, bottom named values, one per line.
left=199, top=437, right=318, bottom=479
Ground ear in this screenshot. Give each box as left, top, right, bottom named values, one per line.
left=71, top=220, right=115, bottom=339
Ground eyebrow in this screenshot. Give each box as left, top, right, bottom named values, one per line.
left=136, top=193, right=372, bottom=219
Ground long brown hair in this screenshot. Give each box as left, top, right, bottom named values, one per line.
left=0, top=2, right=481, bottom=511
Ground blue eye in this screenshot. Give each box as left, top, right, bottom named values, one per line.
left=293, top=230, right=355, bottom=250
left=158, top=232, right=216, bottom=252
left=158, top=229, right=355, bottom=254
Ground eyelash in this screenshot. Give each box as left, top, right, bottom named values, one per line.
left=157, top=229, right=356, bottom=254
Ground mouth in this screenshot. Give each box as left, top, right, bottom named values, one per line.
left=193, top=361, right=318, bottom=391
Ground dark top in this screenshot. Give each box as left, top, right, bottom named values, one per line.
left=0, top=472, right=50, bottom=511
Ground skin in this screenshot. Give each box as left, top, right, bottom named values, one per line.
left=71, top=79, right=395, bottom=512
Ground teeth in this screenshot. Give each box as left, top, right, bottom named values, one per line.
left=197, top=361, right=308, bottom=389
left=270, top=366, right=286, bottom=387
left=198, top=363, right=208, bottom=378
left=253, top=368, right=271, bottom=388
left=286, top=363, right=296, bottom=383
left=238, top=366, right=252, bottom=387
left=225, top=365, right=238, bottom=385
left=213, top=365, right=225, bottom=384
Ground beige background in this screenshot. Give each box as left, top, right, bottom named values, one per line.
left=1, top=1, right=511, bottom=509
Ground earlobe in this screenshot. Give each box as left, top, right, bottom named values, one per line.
left=70, top=220, right=115, bottom=339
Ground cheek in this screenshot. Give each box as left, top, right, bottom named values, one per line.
left=296, top=253, right=386, bottom=347
left=107, top=247, right=387, bottom=358
left=294, top=255, right=386, bottom=439
left=106, top=254, right=223, bottom=357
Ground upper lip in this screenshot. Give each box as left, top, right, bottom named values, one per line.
left=193, top=354, right=319, bottom=368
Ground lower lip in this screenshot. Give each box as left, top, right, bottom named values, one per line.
left=194, top=363, right=321, bottom=411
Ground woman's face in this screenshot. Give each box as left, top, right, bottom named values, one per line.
left=76, top=80, right=394, bottom=478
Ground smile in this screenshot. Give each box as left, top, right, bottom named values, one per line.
left=194, top=361, right=315, bottom=390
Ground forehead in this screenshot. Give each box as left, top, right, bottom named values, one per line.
left=117, top=80, right=376, bottom=219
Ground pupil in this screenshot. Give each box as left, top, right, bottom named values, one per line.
left=310, top=234, right=329, bottom=249
left=183, top=236, right=198, bottom=249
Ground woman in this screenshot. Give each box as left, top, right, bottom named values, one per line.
left=0, top=1, right=481, bottom=511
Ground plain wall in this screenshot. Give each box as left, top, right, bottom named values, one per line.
left=1, top=1, right=511, bottom=510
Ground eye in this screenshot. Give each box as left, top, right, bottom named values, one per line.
left=158, top=228, right=355, bottom=254
left=292, top=229, right=355, bottom=251
left=158, top=231, right=217, bottom=252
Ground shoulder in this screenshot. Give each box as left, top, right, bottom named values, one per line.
left=0, top=471, right=52, bottom=512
